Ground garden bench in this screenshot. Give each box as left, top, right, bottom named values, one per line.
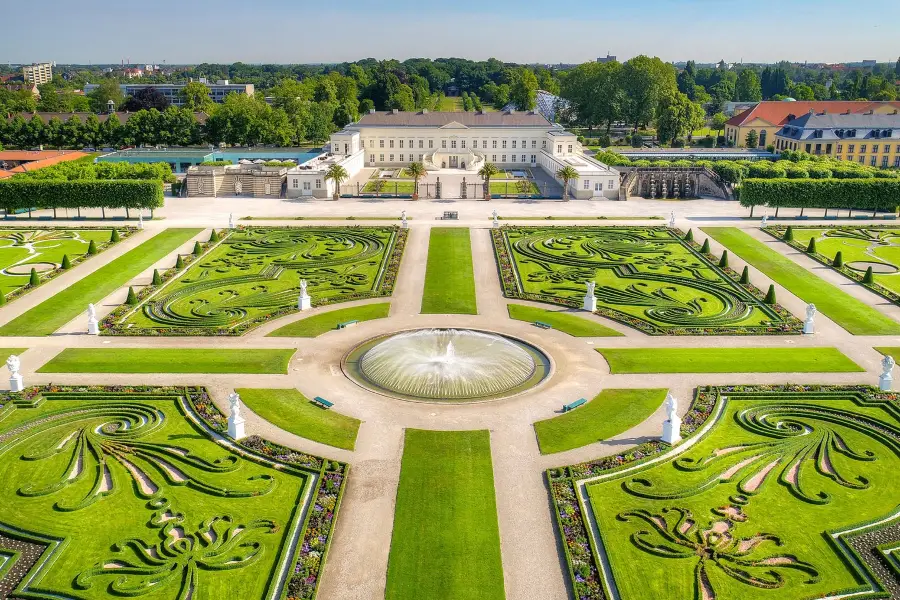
left=534, top=321, right=552, bottom=330
left=337, top=320, right=358, bottom=329
left=562, top=398, right=587, bottom=412
left=312, top=396, right=334, bottom=409
left=442, top=211, right=459, bottom=220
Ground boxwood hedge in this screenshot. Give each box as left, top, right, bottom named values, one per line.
left=739, top=178, right=900, bottom=212
left=0, top=179, right=163, bottom=210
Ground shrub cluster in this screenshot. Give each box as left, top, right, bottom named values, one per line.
left=0, top=180, right=164, bottom=211
left=740, top=178, right=900, bottom=212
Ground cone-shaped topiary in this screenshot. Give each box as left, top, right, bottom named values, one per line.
left=806, top=237, right=817, bottom=253
left=209, top=229, right=219, bottom=243
left=862, top=266, right=875, bottom=284
left=685, top=229, right=694, bottom=242
left=61, top=254, right=71, bottom=269
left=87, top=240, right=98, bottom=255
left=29, top=268, right=40, bottom=287
left=126, top=286, right=138, bottom=305
left=739, top=266, right=750, bottom=284
left=152, top=269, right=162, bottom=285
left=110, top=229, right=120, bottom=243
left=718, top=251, right=729, bottom=268
left=833, top=251, right=843, bottom=268
left=764, top=284, right=777, bottom=304
left=192, top=241, right=202, bottom=255
left=784, top=226, right=794, bottom=242
left=175, top=254, right=184, bottom=269
left=700, top=239, right=711, bottom=254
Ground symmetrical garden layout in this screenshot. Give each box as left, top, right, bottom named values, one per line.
left=0, top=385, right=345, bottom=600
left=550, top=386, right=900, bottom=600
left=109, top=226, right=406, bottom=335
left=494, top=226, right=800, bottom=334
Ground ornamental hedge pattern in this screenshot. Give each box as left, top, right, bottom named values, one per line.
left=0, top=385, right=348, bottom=600
left=740, top=178, right=900, bottom=213
left=492, top=226, right=801, bottom=335
left=0, top=180, right=164, bottom=211
left=549, top=385, right=900, bottom=600
left=105, top=226, right=407, bottom=336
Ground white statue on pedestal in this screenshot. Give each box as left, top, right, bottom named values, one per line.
left=87, top=303, right=99, bottom=335
left=227, top=392, right=246, bottom=439
left=661, top=391, right=682, bottom=444
left=879, top=355, right=895, bottom=391
left=228, top=213, right=235, bottom=230
left=669, top=210, right=676, bottom=229
left=401, top=210, right=408, bottom=229
left=297, top=278, right=312, bottom=311
left=138, top=213, right=144, bottom=230
left=803, top=303, right=816, bottom=334
left=7, top=355, right=23, bottom=392
left=583, top=281, right=597, bottom=312
left=492, top=209, right=499, bottom=229
left=234, top=179, right=243, bottom=195
left=761, top=213, right=768, bottom=229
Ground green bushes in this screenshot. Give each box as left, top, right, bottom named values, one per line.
left=87, top=240, right=98, bottom=255
left=833, top=251, right=843, bottom=268
left=764, top=285, right=777, bottom=304
left=806, top=237, right=817, bottom=253
left=0, top=180, right=164, bottom=211
left=740, top=178, right=900, bottom=213
left=199, top=160, right=231, bottom=167
left=11, top=160, right=175, bottom=183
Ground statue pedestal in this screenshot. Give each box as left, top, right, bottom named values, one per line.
left=227, top=414, right=246, bottom=440
left=9, top=374, right=24, bottom=393
left=88, top=318, right=99, bottom=335
left=401, top=220, right=408, bottom=229
left=803, top=319, right=814, bottom=335
left=583, top=295, right=597, bottom=312
left=492, top=219, right=499, bottom=229
left=880, top=372, right=893, bottom=392
left=662, top=416, right=682, bottom=445
left=298, top=295, right=312, bottom=311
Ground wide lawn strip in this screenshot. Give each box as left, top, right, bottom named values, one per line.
left=37, top=348, right=295, bottom=374
left=385, top=429, right=505, bottom=600
left=534, top=388, right=667, bottom=454
left=596, top=347, right=863, bottom=374
left=267, top=303, right=390, bottom=337
left=507, top=304, right=622, bottom=336
left=420, top=228, right=477, bottom=314
left=702, top=227, right=900, bottom=335
left=0, top=228, right=203, bottom=336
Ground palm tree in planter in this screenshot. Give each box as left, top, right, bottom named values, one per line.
left=478, top=162, right=500, bottom=201
left=556, top=165, right=579, bottom=201
left=324, top=164, right=349, bottom=201
left=407, top=162, right=426, bottom=200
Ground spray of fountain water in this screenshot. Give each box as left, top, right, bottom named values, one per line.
left=358, top=329, right=538, bottom=399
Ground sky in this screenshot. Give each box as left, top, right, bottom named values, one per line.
left=2, top=0, right=898, bottom=66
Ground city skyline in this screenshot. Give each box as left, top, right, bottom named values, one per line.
left=1, top=0, right=898, bottom=66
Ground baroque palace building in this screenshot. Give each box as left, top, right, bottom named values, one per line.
left=774, top=112, right=900, bottom=168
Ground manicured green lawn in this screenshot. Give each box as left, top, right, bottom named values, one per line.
left=534, top=388, right=666, bottom=454
left=235, top=388, right=360, bottom=450
left=37, top=348, right=295, bottom=374
left=362, top=181, right=416, bottom=194
left=874, top=347, right=900, bottom=363
left=596, top=347, right=863, bottom=374
left=507, top=304, right=622, bottom=337
left=489, top=181, right=540, bottom=195
left=386, top=429, right=504, bottom=600
left=421, top=228, right=477, bottom=314
left=267, top=303, right=390, bottom=337
left=0, top=348, right=26, bottom=357
left=702, top=227, right=900, bottom=335
left=0, top=228, right=202, bottom=336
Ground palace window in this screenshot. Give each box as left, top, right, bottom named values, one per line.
left=492, top=155, right=496, bottom=162
left=608, top=179, right=614, bottom=189
left=584, top=180, right=590, bottom=190
left=871, top=156, right=877, bottom=166
left=461, top=140, right=466, bottom=148
left=400, top=154, right=404, bottom=162
left=501, top=155, right=506, bottom=162
left=595, top=182, right=602, bottom=191
left=847, top=155, right=854, bottom=162
left=442, top=140, right=447, bottom=148
left=492, top=140, right=497, bottom=149
left=482, top=140, right=487, bottom=149
left=399, top=140, right=404, bottom=148
left=882, top=156, right=889, bottom=168
left=390, top=140, right=394, bottom=148
left=369, top=155, right=375, bottom=163
left=568, top=144, right=573, bottom=153
left=522, top=140, right=527, bottom=148
left=805, top=144, right=811, bottom=153
left=429, top=140, right=434, bottom=149
left=379, top=140, right=384, bottom=148
left=512, top=141, right=517, bottom=149
left=531, top=140, right=536, bottom=149
left=315, top=179, right=321, bottom=189
left=418, top=140, right=423, bottom=148
left=292, top=179, right=298, bottom=188
left=848, top=144, right=855, bottom=153
left=390, top=154, right=394, bottom=162
left=860, top=144, right=867, bottom=153
left=542, top=141, right=547, bottom=149
left=369, top=139, right=374, bottom=147
left=502, top=140, right=507, bottom=149
left=895, top=157, right=900, bottom=167
left=419, top=154, right=423, bottom=161
left=837, top=144, right=843, bottom=153
left=530, top=155, right=536, bottom=163
left=451, top=140, right=457, bottom=149
left=521, top=155, right=526, bottom=162
left=826, top=144, right=832, bottom=154
left=379, top=154, right=384, bottom=162
left=409, top=140, right=413, bottom=148
left=303, top=181, right=311, bottom=190
left=859, top=156, right=865, bottom=164
left=557, top=145, right=562, bottom=153
left=873, top=144, right=879, bottom=153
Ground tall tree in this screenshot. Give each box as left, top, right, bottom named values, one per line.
left=179, top=82, right=213, bottom=111
left=560, top=61, right=623, bottom=132
left=735, top=70, right=762, bottom=102
left=509, top=69, right=538, bottom=110
left=619, top=56, right=677, bottom=132
left=121, top=87, right=170, bottom=112
left=88, top=79, right=124, bottom=113
left=656, top=91, right=704, bottom=145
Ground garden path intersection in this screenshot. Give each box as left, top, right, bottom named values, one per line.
left=0, top=196, right=899, bottom=600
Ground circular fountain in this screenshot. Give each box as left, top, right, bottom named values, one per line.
left=343, top=329, right=551, bottom=401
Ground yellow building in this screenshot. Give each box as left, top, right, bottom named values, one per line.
left=774, top=111, right=900, bottom=168
left=725, top=100, right=900, bottom=148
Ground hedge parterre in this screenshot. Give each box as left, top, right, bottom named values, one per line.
left=493, top=226, right=801, bottom=335
left=0, top=385, right=348, bottom=600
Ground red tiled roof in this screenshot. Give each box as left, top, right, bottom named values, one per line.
left=726, top=101, right=900, bottom=127
left=0, top=151, right=89, bottom=175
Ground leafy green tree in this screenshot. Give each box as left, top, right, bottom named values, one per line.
left=620, top=55, right=677, bottom=132
left=305, top=102, right=336, bottom=145
left=509, top=69, right=538, bottom=110
left=179, top=81, right=213, bottom=111
left=492, top=84, right=510, bottom=109
left=98, top=114, right=123, bottom=148
left=556, top=165, right=579, bottom=201
left=324, top=163, right=349, bottom=200
left=735, top=70, right=762, bottom=101
left=29, top=268, right=40, bottom=287
left=711, top=112, right=728, bottom=146
left=88, top=79, right=124, bottom=113
left=656, top=91, right=705, bottom=145
left=745, top=129, right=759, bottom=148
left=790, top=83, right=815, bottom=100
left=386, top=85, right=416, bottom=111
left=559, top=61, right=623, bottom=133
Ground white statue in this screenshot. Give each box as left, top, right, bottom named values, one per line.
left=583, top=281, right=597, bottom=312
left=669, top=210, right=676, bottom=229
left=228, top=213, right=235, bottom=230
left=138, top=213, right=144, bottom=230
left=227, top=391, right=246, bottom=439
left=492, top=209, right=499, bottom=229
left=803, top=303, right=816, bottom=335
left=298, top=278, right=312, bottom=311
left=234, top=179, right=243, bottom=195
left=7, top=354, right=23, bottom=392
left=661, top=391, right=682, bottom=444
left=879, top=355, right=895, bottom=392
left=87, top=303, right=99, bottom=335
left=401, top=210, right=408, bottom=229
left=761, top=213, right=768, bottom=228
left=265, top=182, right=271, bottom=195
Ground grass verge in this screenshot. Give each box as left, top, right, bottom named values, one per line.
left=507, top=304, right=622, bottom=337
left=0, top=228, right=202, bottom=336
left=386, top=429, right=504, bottom=600
left=37, top=348, right=295, bottom=374
left=235, top=388, right=360, bottom=450
left=268, top=303, right=391, bottom=337
left=421, top=228, right=477, bottom=314
left=534, top=388, right=667, bottom=454
left=702, top=227, right=900, bottom=335
left=596, top=347, right=863, bottom=374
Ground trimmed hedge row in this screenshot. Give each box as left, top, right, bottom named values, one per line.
left=740, top=178, right=900, bottom=212
left=0, top=180, right=163, bottom=211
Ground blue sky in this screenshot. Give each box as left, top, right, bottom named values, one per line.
left=2, top=0, right=898, bottom=65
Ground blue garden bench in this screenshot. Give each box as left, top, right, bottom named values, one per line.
left=312, top=396, right=334, bottom=409
left=534, top=321, right=552, bottom=330
left=562, top=398, right=587, bottom=412
left=338, top=320, right=358, bottom=329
